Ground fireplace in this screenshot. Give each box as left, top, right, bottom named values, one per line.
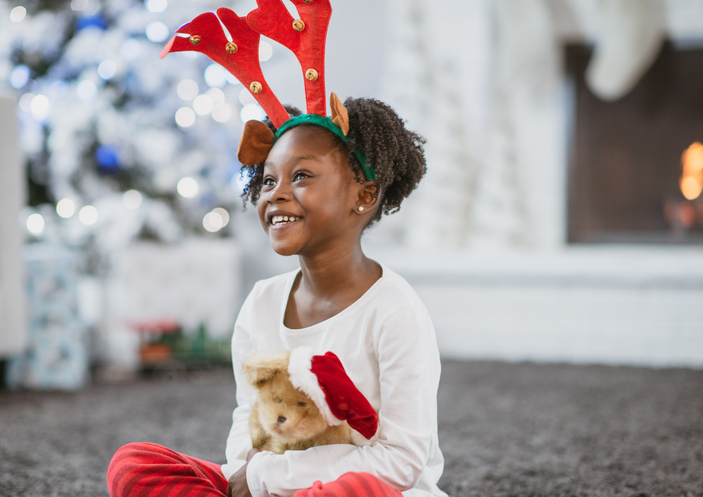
left=368, top=1, right=703, bottom=368
left=566, top=42, right=703, bottom=244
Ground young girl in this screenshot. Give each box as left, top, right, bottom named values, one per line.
left=107, top=97, right=447, bottom=497
left=108, top=2, right=446, bottom=495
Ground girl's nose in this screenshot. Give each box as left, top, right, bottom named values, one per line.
left=267, top=182, right=292, bottom=203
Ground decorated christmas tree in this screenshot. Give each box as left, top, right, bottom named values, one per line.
left=1, top=0, right=271, bottom=272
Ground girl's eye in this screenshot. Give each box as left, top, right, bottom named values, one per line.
left=293, top=171, right=308, bottom=182
left=263, top=177, right=275, bottom=187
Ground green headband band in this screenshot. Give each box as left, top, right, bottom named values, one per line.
left=273, top=114, right=377, bottom=181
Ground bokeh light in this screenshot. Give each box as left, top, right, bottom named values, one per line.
left=96, top=145, right=120, bottom=174
left=206, top=88, right=225, bottom=105
left=146, top=0, right=167, bottom=13
left=123, top=190, right=143, bottom=209
left=18, top=93, right=34, bottom=112
left=203, top=212, right=223, bottom=232
left=240, top=103, right=265, bottom=122
left=224, top=71, right=238, bottom=85
left=233, top=169, right=251, bottom=193
left=10, top=6, right=27, bottom=22
left=77, top=80, right=97, bottom=100
left=212, top=207, right=230, bottom=226
left=30, top=95, right=50, bottom=121
left=56, top=198, right=76, bottom=218
left=212, top=103, right=232, bottom=123
left=177, top=177, right=199, bottom=198
left=202, top=207, right=230, bottom=233
left=680, top=177, right=702, bottom=201
left=177, top=79, right=199, bottom=100
left=26, top=213, right=45, bottom=235
left=70, top=0, right=88, bottom=11
left=680, top=142, right=703, bottom=200
left=175, top=107, right=196, bottom=127
left=239, top=87, right=256, bottom=106
left=98, top=60, right=116, bottom=80
left=145, top=21, right=169, bottom=43
left=193, top=94, right=214, bottom=115
left=204, top=64, right=227, bottom=88
left=10, top=65, right=30, bottom=89
left=79, top=205, right=98, bottom=225
left=259, top=40, right=273, bottom=62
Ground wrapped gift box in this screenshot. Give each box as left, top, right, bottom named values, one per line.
left=5, top=244, right=88, bottom=390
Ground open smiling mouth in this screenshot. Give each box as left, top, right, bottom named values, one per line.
left=271, top=215, right=301, bottom=226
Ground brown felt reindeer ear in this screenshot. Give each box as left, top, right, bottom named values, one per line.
left=238, top=120, right=275, bottom=166
left=330, top=92, right=349, bottom=136
left=242, top=351, right=291, bottom=388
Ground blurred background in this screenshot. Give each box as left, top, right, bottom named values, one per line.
left=1, top=0, right=702, bottom=391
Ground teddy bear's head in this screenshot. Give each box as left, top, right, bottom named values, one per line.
left=243, top=351, right=331, bottom=444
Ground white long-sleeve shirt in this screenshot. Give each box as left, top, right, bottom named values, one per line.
left=221, top=263, right=447, bottom=497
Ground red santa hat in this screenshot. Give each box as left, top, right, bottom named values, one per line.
left=287, top=347, right=378, bottom=440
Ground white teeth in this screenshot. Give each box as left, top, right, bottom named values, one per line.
left=272, top=215, right=300, bottom=225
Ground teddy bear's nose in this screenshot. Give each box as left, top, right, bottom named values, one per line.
left=277, top=416, right=286, bottom=424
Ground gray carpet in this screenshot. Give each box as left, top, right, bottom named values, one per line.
left=1, top=360, right=702, bottom=497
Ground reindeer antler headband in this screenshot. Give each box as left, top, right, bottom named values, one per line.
left=160, top=0, right=376, bottom=180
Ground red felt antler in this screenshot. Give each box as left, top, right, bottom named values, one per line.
left=160, top=9, right=290, bottom=128
left=246, top=0, right=332, bottom=116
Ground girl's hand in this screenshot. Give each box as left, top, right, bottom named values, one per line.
left=226, top=449, right=260, bottom=497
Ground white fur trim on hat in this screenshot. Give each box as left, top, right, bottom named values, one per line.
left=287, top=347, right=343, bottom=426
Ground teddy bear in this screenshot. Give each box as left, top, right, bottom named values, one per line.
left=242, top=347, right=378, bottom=454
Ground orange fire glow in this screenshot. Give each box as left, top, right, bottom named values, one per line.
left=680, top=142, right=703, bottom=200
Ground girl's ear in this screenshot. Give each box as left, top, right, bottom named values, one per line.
left=355, top=181, right=380, bottom=215
left=242, top=351, right=291, bottom=388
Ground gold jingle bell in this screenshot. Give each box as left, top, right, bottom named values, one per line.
left=305, top=68, right=319, bottom=82
left=292, top=19, right=305, bottom=31
left=226, top=42, right=238, bottom=54
left=250, top=81, right=263, bottom=94
left=189, top=35, right=201, bottom=46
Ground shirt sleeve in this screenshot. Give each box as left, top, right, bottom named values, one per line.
left=245, top=303, right=442, bottom=497
left=221, top=287, right=260, bottom=480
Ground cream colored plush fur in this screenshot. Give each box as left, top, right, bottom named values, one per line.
left=242, top=350, right=353, bottom=454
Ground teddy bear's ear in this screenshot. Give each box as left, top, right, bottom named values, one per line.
left=242, top=351, right=291, bottom=388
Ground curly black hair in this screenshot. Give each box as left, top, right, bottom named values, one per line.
left=240, top=97, right=427, bottom=225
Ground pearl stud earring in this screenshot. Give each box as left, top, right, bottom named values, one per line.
left=358, top=206, right=364, bottom=212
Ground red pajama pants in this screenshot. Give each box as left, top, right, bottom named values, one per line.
left=107, top=442, right=403, bottom=497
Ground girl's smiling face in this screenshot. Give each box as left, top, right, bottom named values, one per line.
left=257, top=125, right=362, bottom=257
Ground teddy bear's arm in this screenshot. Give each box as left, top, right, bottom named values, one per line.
left=286, top=423, right=353, bottom=452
